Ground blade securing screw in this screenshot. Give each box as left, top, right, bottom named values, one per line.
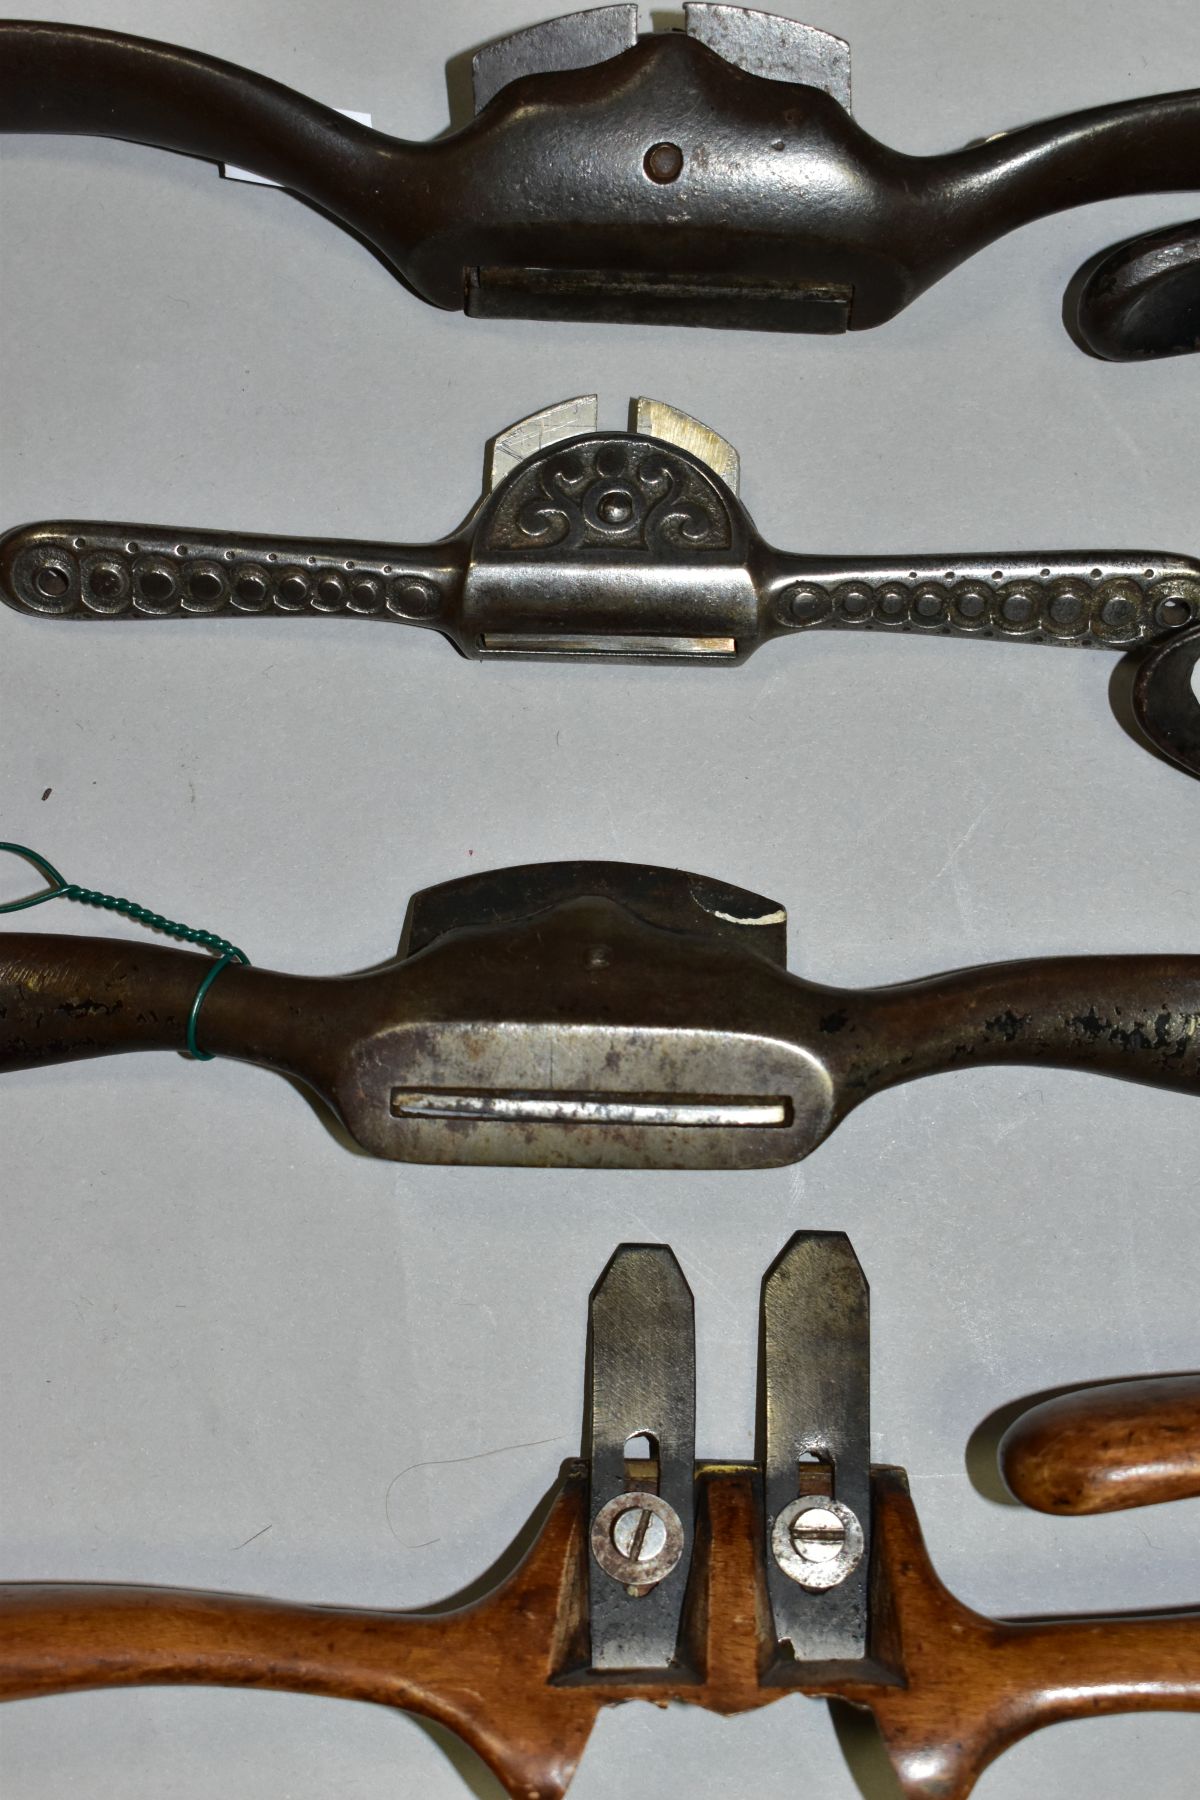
left=611, top=1504, right=668, bottom=1563
left=788, top=1504, right=845, bottom=1564
left=590, top=1490, right=684, bottom=1588
left=772, top=1495, right=864, bottom=1590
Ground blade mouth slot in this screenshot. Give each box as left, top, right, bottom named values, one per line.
left=478, top=632, right=737, bottom=658
left=390, top=1089, right=791, bottom=1127
left=467, top=267, right=853, bottom=333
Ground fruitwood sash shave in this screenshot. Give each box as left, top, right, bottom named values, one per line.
left=4, top=398, right=1200, bottom=779
left=1, top=858, right=1198, bottom=1168
left=4, top=1235, right=1198, bottom=1798
left=2, top=9, right=1199, bottom=355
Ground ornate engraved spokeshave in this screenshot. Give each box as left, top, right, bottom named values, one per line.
left=3, top=397, right=1199, bottom=778
left=4, top=1235, right=1198, bottom=1797
left=2, top=10, right=1199, bottom=355
left=2, top=854, right=1197, bottom=1168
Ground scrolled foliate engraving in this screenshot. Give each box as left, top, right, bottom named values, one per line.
left=480, top=438, right=735, bottom=556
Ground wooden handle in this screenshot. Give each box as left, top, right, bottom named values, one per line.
left=999, top=1376, right=1200, bottom=1514
left=0, top=1474, right=598, bottom=1800
left=0, top=1582, right=429, bottom=1702
left=849, top=1470, right=1200, bottom=1799
left=0, top=1582, right=586, bottom=1800
left=3, top=1468, right=1198, bottom=1799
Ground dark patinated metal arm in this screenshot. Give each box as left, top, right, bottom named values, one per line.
left=1, top=860, right=1196, bottom=1168
left=4, top=1238, right=1198, bottom=1799
left=1076, top=221, right=1200, bottom=361
left=3, top=397, right=1198, bottom=777
left=2, top=9, right=1199, bottom=350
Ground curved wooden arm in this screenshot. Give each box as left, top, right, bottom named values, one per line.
left=0, top=1471, right=598, bottom=1800
left=841, top=1471, right=1200, bottom=1800
left=4, top=1468, right=1198, bottom=1799
left=830, top=956, right=1200, bottom=1113
left=999, top=1376, right=1200, bottom=1515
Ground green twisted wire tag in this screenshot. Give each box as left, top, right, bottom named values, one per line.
left=0, top=842, right=249, bottom=1060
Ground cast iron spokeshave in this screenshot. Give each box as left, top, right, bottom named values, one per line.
left=3, top=396, right=1198, bottom=778
left=2, top=8, right=1199, bottom=354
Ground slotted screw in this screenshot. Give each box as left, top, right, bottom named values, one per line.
left=612, top=1505, right=668, bottom=1563
left=788, top=1504, right=845, bottom=1564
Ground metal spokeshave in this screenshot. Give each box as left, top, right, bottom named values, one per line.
left=7, top=1234, right=1197, bottom=1797
left=1, top=856, right=1199, bottom=1167
left=2, top=8, right=1199, bottom=353
left=3, top=396, right=1198, bottom=778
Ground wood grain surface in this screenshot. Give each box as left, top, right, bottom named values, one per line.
left=3, top=1462, right=1198, bottom=1797
left=1000, top=1375, right=1200, bottom=1514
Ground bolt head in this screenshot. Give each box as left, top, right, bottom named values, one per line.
left=644, top=141, right=684, bottom=183
left=771, top=1495, right=864, bottom=1591
left=611, top=1505, right=668, bottom=1563
left=788, top=1503, right=845, bottom=1563
left=590, top=1490, right=685, bottom=1587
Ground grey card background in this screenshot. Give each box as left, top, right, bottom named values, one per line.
left=1, top=2, right=1198, bottom=1794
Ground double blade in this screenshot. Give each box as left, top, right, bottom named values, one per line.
left=486, top=394, right=740, bottom=493
left=471, top=8, right=852, bottom=115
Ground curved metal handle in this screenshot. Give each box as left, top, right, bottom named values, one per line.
left=0, top=520, right=455, bottom=634
left=828, top=956, right=1200, bottom=1117
left=1134, top=623, right=1200, bottom=778
left=0, top=933, right=221, bottom=1067
left=0, top=933, right=322, bottom=1084
left=0, top=20, right=422, bottom=269
left=772, top=552, right=1199, bottom=650
left=945, top=96, right=1200, bottom=358
left=999, top=1376, right=1200, bottom=1515
left=1075, top=219, right=1200, bottom=361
